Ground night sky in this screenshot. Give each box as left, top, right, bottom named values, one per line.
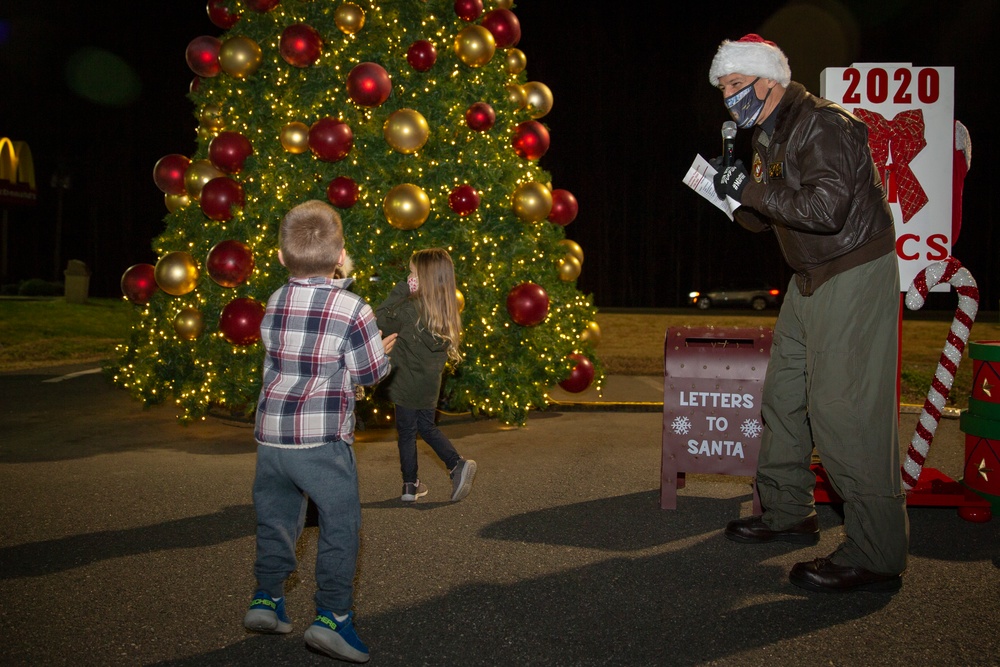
left=1, top=0, right=995, bottom=309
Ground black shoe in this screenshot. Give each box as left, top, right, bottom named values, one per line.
left=724, top=515, right=820, bottom=545
left=790, top=557, right=902, bottom=593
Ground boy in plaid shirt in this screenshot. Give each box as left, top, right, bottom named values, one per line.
left=243, top=200, right=395, bottom=664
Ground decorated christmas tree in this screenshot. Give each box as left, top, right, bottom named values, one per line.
left=112, top=0, right=601, bottom=426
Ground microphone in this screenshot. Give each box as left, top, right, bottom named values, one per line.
left=721, top=120, right=737, bottom=168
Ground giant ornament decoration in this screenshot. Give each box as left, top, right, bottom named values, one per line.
left=505, top=48, right=526, bottom=74
left=506, top=281, right=549, bottom=326
left=246, top=0, right=279, bottom=11
left=454, top=25, right=495, bottom=68
left=558, top=239, right=584, bottom=264
left=185, top=36, right=221, bottom=78
left=406, top=40, right=437, bottom=72
left=559, top=353, right=594, bottom=393
left=153, top=154, right=191, bottom=195
left=512, top=181, right=552, bottom=222
left=511, top=120, right=550, bottom=160
left=199, top=103, right=225, bottom=131
left=219, top=36, right=262, bottom=78
left=184, top=159, right=224, bottom=200
left=280, top=122, right=310, bottom=153
left=280, top=24, right=323, bottom=68
left=558, top=255, right=582, bottom=281
left=173, top=307, right=205, bottom=340
left=383, top=109, right=429, bottom=154
left=383, top=183, right=430, bottom=230
left=327, top=176, right=359, bottom=209
left=548, top=189, right=579, bottom=225
left=449, top=184, right=480, bottom=216
left=121, top=263, right=158, bottom=304
left=309, top=118, right=353, bottom=162
left=580, top=320, right=602, bottom=346
left=522, top=81, right=553, bottom=119
left=481, top=8, right=521, bottom=47
left=454, top=0, right=483, bottom=21
left=465, top=102, right=495, bottom=131
left=155, top=251, right=199, bottom=296
left=200, top=176, right=245, bottom=221
left=347, top=62, right=392, bottom=106
left=208, top=131, right=253, bottom=173
left=207, top=239, right=255, bottom=287
left=335, top=2, right=365, bottom=34
left=207, top=0, right=240, bottom=29
left=219, top=297, right=265, bottom=346
left=165, top=192, right=191, bottom=213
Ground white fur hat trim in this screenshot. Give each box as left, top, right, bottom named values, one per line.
left=709, top=34, right=791, bottom=87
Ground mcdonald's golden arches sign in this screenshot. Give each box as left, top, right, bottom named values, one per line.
left=0, top=137, right=38, bottom=207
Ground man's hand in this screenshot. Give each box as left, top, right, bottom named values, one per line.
left=713, top=160, right=749, bottom=202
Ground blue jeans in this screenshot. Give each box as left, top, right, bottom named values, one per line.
left=395, top=405, right=461, bottom=483
left=252, top=442, right=360, bottom=615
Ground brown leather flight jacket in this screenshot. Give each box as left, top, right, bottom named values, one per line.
left=735, top=82, right=895, bottom=296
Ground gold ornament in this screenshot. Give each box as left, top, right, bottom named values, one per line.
left=558, top=239, right=584, bottom=264
left=495, top=0, right=514, bottom=8
left=505, top=48, right=526, bottom=74
left=155, top=251, right=199, bottom=296
left=165, top=192, right=190, bottom=213
left=558, top=254, right=582, bottom=281
left=523, top=81, right=554, bottom=119
left=454, top=25, right=495, bottom=68
left=184, top=159, right=224, bottom=200
left=173, top=307, right=205, bottom=340
left=219, top=36, right=263, bottom=79
left=335, top=2, right=365, bottom=34
left=280, top=122, right=311, bottom=153
left=456, top=289, right=465, bottom=313
left=512, top=181, right=552, bottom=222
left=383, top=183, right=430, bottom=230
left=199, top=104, right=225, bottom=131
left=505, top=83, right=526, bottom=109
left=197, top=126, right=218, bottom=143
left=580, top=320, right=602, bottom=346
left=383, top=109, right=430, bottom=154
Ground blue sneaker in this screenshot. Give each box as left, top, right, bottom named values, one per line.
left=304, top=610, right=370, bottom=663
left=243, top=590, right=292, bottom=634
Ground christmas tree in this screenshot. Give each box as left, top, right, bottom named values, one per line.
left=112, top=0, right=601, bottom=426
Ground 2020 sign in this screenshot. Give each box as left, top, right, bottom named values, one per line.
left=840, top=67, right=941, bottom=105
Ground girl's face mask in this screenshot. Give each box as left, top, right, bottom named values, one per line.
left=724, top=77, right=768, bottom=129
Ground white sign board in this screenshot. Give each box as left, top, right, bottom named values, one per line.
left=821, top=65, right=954, bottom=292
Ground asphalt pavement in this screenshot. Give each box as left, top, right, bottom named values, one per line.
left=1, top=363, right=997, bottom=666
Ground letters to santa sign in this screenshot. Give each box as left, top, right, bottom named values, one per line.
left=821, top=65, right=954, bottom=292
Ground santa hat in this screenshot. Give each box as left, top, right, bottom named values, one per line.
left=709, top=34, right=791, bottom=87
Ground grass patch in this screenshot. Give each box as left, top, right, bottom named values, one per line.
left=0, top=298, right=132, bottom=371
left=2, top=299, right=997, bottom=410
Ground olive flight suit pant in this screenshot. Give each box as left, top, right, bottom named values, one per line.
left=757, top=251, right=909, bottom=575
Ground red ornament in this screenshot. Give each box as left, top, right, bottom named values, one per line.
left=548, top=189, right=579, bottom=226
left=190, top=76, right=202, bottom=94
left=245, top=0, right=279, bottom=11
left=200, top=177, right=245, bottom=221
left=327, top=176, right=359, bottom=209
left=208, top=132, right=253, bottom=174
left=346, top=62, right=392, bottom=107
left=219, top=297, right=265, bottom=346
left=449, top=184, right=480, bottom=216
left=406, top=40, right=437, bottom=72
left=185, top=36, right=222, bottom=78
left=121, top=263, right=159, bottom=305
left=506, top=282, right=549, bottom=326
left=207, top=240, right=255, bottom=288
left=280, top=24, right=323, bottom=68
left=481, top=8, right=521, bottom=48
left=153, top=154, right=191, bottom=195
left=559, top=353, right=595, bottom=393
left=454, top=0, right=483, bottom=22
left=309, top=118, right=353, bottom=162
left=512, top=120, right=550, bottom=160
left=206, top=0, right=240, bottom=29
left=465, top=102, right=495, bottom=131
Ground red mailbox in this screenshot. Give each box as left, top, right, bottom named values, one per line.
left=660, top=326, right=772, bottom=510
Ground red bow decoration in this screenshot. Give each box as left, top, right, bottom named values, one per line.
left=853, top=108, right=928, bottom=223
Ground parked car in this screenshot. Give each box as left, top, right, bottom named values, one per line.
left=688, top=284, right=782, bottom=310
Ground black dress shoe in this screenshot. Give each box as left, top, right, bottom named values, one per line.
left=790, top=557, right=902, bottom=593
left=724, top=515, right=820, bottom=545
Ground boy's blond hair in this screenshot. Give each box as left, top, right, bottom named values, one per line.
left=279, top=200, right=344, bottom=277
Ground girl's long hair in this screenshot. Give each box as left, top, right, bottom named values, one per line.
left=411, top=248, right=462, bottom=364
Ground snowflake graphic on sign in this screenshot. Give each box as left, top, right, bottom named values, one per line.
left=671, top=416, right=692, bottom=435
left=740, top=419, right=763, bottom=439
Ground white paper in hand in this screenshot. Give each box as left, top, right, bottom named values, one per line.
left=682, top=154, right=741, bottom=221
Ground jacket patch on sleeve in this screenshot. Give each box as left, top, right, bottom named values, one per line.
left=768, top=161, right=784, bottom=180
left=752, top=152, right=764, bottom=183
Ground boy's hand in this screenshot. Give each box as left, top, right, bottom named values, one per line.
left=381, top=331, right=398, bottom=354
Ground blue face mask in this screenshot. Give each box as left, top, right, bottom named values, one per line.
left=724, top=78, right=769, bottom=129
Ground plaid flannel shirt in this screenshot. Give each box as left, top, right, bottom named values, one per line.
left=254, top=276, right=391, bottom=447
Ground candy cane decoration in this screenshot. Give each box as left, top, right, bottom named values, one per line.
left=901, top=257, right=979, bottom=490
